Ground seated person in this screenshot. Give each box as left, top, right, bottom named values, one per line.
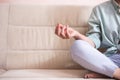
left=55, top=0, right=120, bottom=79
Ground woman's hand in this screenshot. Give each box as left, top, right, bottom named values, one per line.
left=55, top=23, right=95, bottom=47
left=55, top=24, right=79, bottom=39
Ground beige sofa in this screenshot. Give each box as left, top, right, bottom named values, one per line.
left=0, top=2, right=114, bottom=80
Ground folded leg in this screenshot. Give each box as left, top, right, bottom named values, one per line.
left=70, top=40, right=119, bottom=77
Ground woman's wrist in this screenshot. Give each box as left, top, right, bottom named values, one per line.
left=73, top=31, right=81, bottom=40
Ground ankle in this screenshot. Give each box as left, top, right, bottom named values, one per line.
left=113, top=68, right=120, bottom=79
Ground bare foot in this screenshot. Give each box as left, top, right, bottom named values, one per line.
left=84, top=72, right=109, bottom=78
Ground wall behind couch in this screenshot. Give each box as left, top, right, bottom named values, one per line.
left=0, top=0, right=108, bottom=5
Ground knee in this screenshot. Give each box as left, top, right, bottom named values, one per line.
left=70, top=40, right=88, bottom=59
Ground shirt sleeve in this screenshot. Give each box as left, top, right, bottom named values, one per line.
left=86, top=7, right=102, bottom=49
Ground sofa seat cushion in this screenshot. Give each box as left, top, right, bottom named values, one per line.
left=0, top=69, right=89, bottom=78
left=0, top=69, right=114, bottom=80
left=0, top=69, right=6, bottom=75
left=0, top=78, right=115, bottom=80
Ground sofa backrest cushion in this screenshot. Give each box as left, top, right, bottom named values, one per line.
left=0, top=3, right=100, bottom=69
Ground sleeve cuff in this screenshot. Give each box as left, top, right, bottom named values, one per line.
left=87, top=35, right=101, bottom=49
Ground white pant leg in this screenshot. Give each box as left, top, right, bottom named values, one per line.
left=70, top=40, right=118, bottom=77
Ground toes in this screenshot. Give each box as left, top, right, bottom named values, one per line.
left=84, top=74, right=92, bottom=78
left=84, top=73, right=98, bottom=78
left=84, top=73, right=107, bottom=78
left=84, top=74, right=88, bottom=78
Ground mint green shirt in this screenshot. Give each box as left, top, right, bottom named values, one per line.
left=86, top=0, right=120, bottom=56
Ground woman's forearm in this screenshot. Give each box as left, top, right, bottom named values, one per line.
left=73, top=32, right=95, bottom=48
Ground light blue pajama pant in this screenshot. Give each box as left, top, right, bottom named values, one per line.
left=70, top=40, right=119, bottom=77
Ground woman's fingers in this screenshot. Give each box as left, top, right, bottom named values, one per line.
left=66, top=25, right=71, bottom=39
left=55, top=24, right=63, bottom=36
left=55, top=24, right=75, bottom=39
left=60, top=25, right=67, bottom=39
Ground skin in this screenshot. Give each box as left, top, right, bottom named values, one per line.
left=55, top=24, right=120, bottom=79
left=55, top=24, right=95, bottom=47
left=55, top=1, right=120, bottom=79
